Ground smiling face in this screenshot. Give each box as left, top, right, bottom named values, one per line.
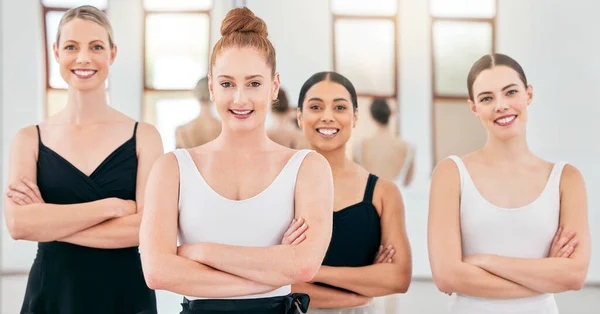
left=53, top=18, right=116, bottom=91
left=468, top=65, right=533, bottom=141
left=208, top=47, right=279, bottom=133
left=297, top=80, right=357, bottom=152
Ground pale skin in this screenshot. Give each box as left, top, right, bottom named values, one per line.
left=139, top=46, right=333, bottom=297
left=428, top=65, right=590, bottom=298
left=291, top=80, right=412, bottom=308
left=4, top=18, right=164, bottom=248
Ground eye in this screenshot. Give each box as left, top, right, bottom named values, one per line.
left=506, top=89, right=518, bottom=96
left=249, top=81, right=261, bottom=87
left=309, top=105, right=321, bottom=110
left=480, top=96, right=492, bottom=103
left=220, top=82, right=232, bottom=88
left=335, top=105, right=347, bottom=110
left=92, top=45, right=104, bottom=50
left=64, top=45, right=76, bottom=50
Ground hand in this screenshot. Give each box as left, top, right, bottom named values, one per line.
left=281, top=217, right=308, bottom=245
left=7, top=177, right=45, bottom=205
left=374, top=245, right=395, bottom=264
left=112, top=198, right=137, bottom=217
left=548, top=227, right=578, bottom=258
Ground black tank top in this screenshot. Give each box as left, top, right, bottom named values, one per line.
left=321, top=174, right=381, bottom=267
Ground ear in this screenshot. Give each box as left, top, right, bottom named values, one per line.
left=272, top=72, right=281, bottom=101
left=353, top=108, right=359, bottom=128
left=208, top=74, right=214, bottom=101
left=109, top=44, right=118, bottom=66
left=468, top=99, right=478, bottom=115
left=526, top=84, right=533, bottom=106
left=52, top=43, right=59, bottom=63
left=296, top=108, right=303, bottom=130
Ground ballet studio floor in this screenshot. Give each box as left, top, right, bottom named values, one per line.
left=2, top=276, right=599, bottom=314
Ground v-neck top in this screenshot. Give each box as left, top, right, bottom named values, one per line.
left=36, top=123, right=138, bottom=204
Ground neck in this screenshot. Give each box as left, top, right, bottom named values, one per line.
left=376, top=123, right=389, bottom=135
left=199, top=103, right=214, bottom=117
left=62, top=86, right=110, bottom=124
left=214, top=123, right=272, bottom=152
left=480, top=133, right=533, bottom=164
left=313, top=145, right=350, bottom=177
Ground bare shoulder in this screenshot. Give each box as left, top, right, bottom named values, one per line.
left=432, top=158, right=460, bottom=181
left=150, top=152, right=180, bottom=178
left=373, top=176, right=403, bottom=209
left=136, top=122, right=163, bottom=149
left=11, top=125, right=39, bottom=152
left=560, top=164, right=586, bottom=191
left=297, top=151, right=332, bottom=183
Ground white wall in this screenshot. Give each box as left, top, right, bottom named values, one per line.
left=1, top=0, right=45, bottom=270
left=1, top=0, right=599, bottom=284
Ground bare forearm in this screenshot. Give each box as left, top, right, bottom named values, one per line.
left=291, top=283, right=370, bottom=309
left=193, top=242, right=321, bottom=286
left=439, top=263, right=541, bottom=299
left=475, top=255, right=586, bottom=293
left=60, top=213, right=141, bottom=249
left=7, top=199, right=117, bottom=241
left=144, top=254, right=276, bottom=298
left=315, top=265, right=410, bottom=297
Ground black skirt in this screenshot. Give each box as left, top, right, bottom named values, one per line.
left=20, top=243, right=157, bottom=314
left=180, top=293, right=310, bottom=314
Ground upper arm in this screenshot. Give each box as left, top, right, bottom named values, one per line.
left=294, top=152, right=334, bottom=268
left=4, top=127, right=39, bottom=229
left=135, top=123, right=165, bottom=212
left=427, top=159, right=463, bottom=278
left=378, top=180, right=411, bottom=269
left=559, top=165, right=590, bottom=269
left=139, top=153, right=180, bottom=261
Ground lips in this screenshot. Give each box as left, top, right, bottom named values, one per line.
left=316, top=128, right=339, bottom=138
left=229, top=109, right=254, bottom=119
left=494, top=114, right=517, bottom=126
left=71, top=69, right=97, bottom=79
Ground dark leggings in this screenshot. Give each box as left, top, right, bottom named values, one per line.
left=180, top=293, right=309, bottom=314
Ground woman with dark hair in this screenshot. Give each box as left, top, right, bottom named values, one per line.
left=267, top=88, right=309, bottom=149
left=291, top=72, right=412, bottom=313
left=139, top=7, right=333, bottom=314
left=354, top=98, right=415, bottom=187
left=428, top=53, right=590, bottom=314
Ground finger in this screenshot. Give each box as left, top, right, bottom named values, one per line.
left=291, top=234, right=306, bottom=245
left=560, top=240, right=579, bottom=258
left=387, top=258, right=392, bottom=263
left=11, top=195, right=27, bottom=206
left=556, top=232, right=576, bottom=249
left=376, top=247, right=391, bottom=263
left=557, top=238, right=578, bottom=257
left=283, top=218, right=303, bottom=238
left=9, top=184, right=37, bottom=203
left=288, top=223, right=308, bottom=242
left=385, top=248, right=396, bottom=261
left=9, top=191, right=34, bottom=204
left=21, top=177, right=43, bottom=200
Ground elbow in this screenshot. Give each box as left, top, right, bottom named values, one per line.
left=141, top=256, right=167, bottom=290
left=566, top=268, right=587, bottom=291
left=431, top=267, right=456, bottom=294
left=394, top=270, right=412, bottom=294
left=5, top=212, right=26, bottom=240
left=292, top=260, right=322, bottom=283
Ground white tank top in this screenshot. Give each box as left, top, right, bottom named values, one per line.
left=173, top=148, right=312, bottom=300
left=447, top=156, right=565, bottom=314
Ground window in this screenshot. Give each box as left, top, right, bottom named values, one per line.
left=142, top=0, right=212, bottom=152
left=430, top=0, right=496, bottom=163
left=41, top=0, right=108, bottom=117
left=331, top=0, right=400, bottom=156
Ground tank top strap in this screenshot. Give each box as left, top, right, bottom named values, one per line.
left=362, top=174, right=379, bottom=203
left=283, top=149, right=312, bottom=175
left=35, top=125, right=42, bottom=146
left=131, top=122, right=139, bottom=139
left=447, top=155, right=467, bottom=191
left=548, top=161, right=568, bottom=191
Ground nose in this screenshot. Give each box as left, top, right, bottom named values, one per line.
left=320, top=106, right=335, bottom=122
left=76, top=48, right=91, bottom=64
left=233, top=87, right=247, bottom=105
left=494, top=98, right=509, bottom=112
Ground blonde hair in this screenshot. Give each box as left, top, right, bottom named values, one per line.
left=209, top=7, right=276, bottom=76
left=56, top=5, right=115, bottom=48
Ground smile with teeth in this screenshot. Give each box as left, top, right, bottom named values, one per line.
left=230, top=109, right=253, bottom=115
left=494, top=115, right=517, bottom=126
left=316, top=128, right=339, bottom=136
left=71, top=69, right=97, bottom=79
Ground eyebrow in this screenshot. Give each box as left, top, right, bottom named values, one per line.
left=307, top=97, right=349, bottom=102
left=217, top=75, right=265, bottom=80
left=476, top=83, right=519, bottom=98
left=63, top=39, right=106, bottom=45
